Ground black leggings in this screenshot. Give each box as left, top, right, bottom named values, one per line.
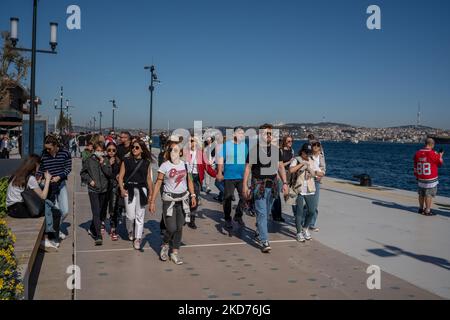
left=223, top=179, right=244, bottom=221
left=88, top=192, right=108, bottom=239
left=162, top=201, right=185, bottom=249
left=104, top=187, right=120, bottom=229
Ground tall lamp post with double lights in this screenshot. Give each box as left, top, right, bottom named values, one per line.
left=144, top=65, right=160, bottom=149
left=109, top=99, right=118, bottom=132
left=9, top=0, right=59, bottom=155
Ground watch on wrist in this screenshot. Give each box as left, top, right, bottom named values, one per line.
left=190, top=194, right=197, bottom=198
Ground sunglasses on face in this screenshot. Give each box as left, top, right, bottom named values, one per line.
left=107, top=148, right=116, bottom=153
left=287, top=140, right=293, bottom=143
left=132, top=145, right=141, bottom=150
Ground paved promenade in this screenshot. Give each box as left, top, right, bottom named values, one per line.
left=30, top=159, right=450, bottom=300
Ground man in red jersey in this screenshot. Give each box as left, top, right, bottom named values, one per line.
left=414, top=138, right=444, bottom=216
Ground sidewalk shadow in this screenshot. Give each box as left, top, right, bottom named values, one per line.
left=78, top=220, right=90, bottom=232
left=201, top=208, right=261, bottom=249
left=367, top=241, right=450, bottom=271
left=372, top=200, right=450, bottom=218
left=142, top=220, right=162, bottom=256
left=60, top=222, right=71, bottom=234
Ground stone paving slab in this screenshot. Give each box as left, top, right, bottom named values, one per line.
left=310, top=177, right=450, bottom=299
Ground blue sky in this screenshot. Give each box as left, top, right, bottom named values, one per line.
left=1, top=0, right=450, bottom=130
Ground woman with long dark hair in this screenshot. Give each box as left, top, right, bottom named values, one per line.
left=118, top=139, right=154, bottom=250
left=6, top=154, right=61, bottom=251
left=150, top=140, right=196, bottom=265
left=104, top=141, right=121, bottom=241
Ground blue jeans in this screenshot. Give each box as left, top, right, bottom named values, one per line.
left=215, top=179, right=225, bottom=197
left=55, top=181, right=69, bottom=219
left=293, top=194, right=316, bottom=234
left=44, top=200, right=59, bottom=233
left=309, top=181, right=320, bottom=228
left=254, top=188, right=274, bottom=242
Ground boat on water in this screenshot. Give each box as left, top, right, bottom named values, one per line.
left=429, top=136, right=450, bottom=145
left=350, top=138, right=359, bottom=144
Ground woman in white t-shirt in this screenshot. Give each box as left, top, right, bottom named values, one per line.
left=149, top=141, right=196, bottom=265
left=6, top=154, right=60, bottom=250
left=288, top=144, right=321, bottom=243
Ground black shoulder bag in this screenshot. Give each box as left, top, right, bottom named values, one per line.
left=21, top=176, right=45, bottom=218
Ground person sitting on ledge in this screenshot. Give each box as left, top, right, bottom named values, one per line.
left=6, top=154, right=62, bottom=251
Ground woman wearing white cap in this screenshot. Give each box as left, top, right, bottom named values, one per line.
left=150, top=139, right=196, bottom=265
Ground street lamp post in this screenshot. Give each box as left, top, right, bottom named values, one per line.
left=54, top=86, right=64, bottom=134
left=98, top=111, right=103, bottom=134
left=109, top=100, right=118, bottom=132
left=144, top=65, right=160, bottom=150
left=9, top=0, right=58, bottom=155
left=65, top=99, right=75, bottom=132
left=92, top=116, right=96, bottom=131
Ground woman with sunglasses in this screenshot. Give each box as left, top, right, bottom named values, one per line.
left=105, top=141, right=121, bottom=240
left=272, top=135, right=295, bottom=222
left=308, top=140, right=326, bottom=232
left=150, top=141, right=196, bottom=265
left=118, top=139, right=154, bottom=250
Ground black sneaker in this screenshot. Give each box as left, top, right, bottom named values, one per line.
left=188, top=221, right=197, bottom=229
left=95, top=237, right=103, bottom=246
left=261, top=241, right=271, bottom=253
left=418, top=208, right=424, bottom=214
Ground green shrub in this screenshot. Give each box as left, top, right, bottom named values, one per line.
left=0, top=177, right=8, bottom=219
left=0, top=176, right=23, bottom=300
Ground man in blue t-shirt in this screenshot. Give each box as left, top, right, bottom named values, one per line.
left=216, top=127, right=248, bottom=230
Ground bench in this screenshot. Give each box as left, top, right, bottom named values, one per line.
left=5, top=215, right=45, bottom=300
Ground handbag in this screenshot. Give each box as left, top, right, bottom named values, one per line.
left=21, top=177, right=45, bottom=218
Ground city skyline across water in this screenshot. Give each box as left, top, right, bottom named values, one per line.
left=1, top=0, right=449, bottom=129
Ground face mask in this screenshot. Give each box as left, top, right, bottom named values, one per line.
left=94, top=151, right=104, bottom=158
left=170, top=151, right=180, bottom=164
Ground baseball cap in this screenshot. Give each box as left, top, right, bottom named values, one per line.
left=301, top=142, right=312, bottom=154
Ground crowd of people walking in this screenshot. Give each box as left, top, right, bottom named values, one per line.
left=4, top=125, right=444, bottom=265
left=71, top=124, right=328, bottom=262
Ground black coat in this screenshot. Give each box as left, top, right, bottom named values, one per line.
left=80, top=155, right=112, bottom=193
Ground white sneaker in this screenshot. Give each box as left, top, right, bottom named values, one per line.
left=40, top=239, right=58, bottom=251
left=296, top=232, right=306, bottom=242
left=59, top=231, right=66, bottom=240
left=304, top=229, right=312, bottom=241
left=170, top=252, right=184, bottom=265
left=134, top=239, right=141, bottom=250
